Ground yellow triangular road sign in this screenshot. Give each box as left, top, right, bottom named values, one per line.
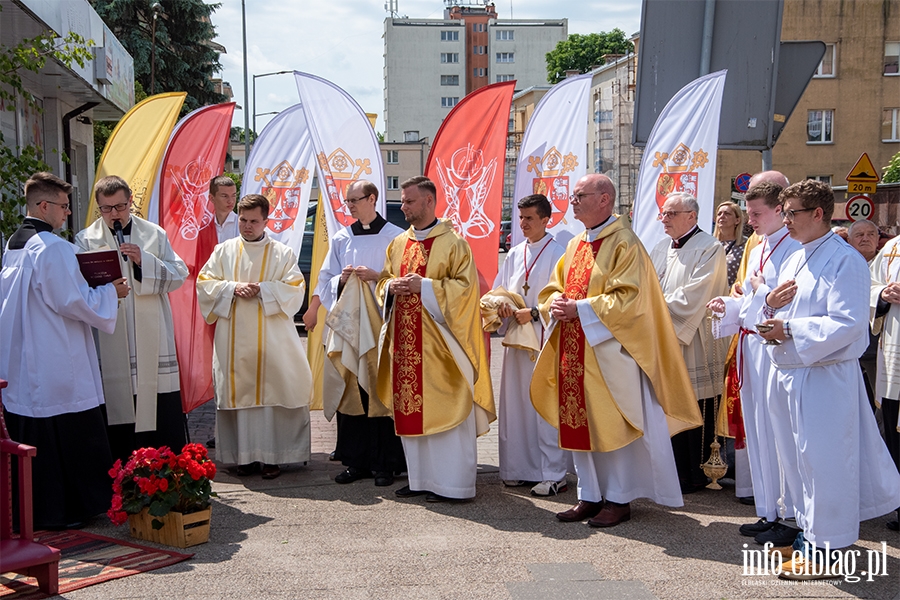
left=847, top=153, right=880, bottom=182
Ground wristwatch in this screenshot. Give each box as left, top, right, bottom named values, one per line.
left=530, top=307, right=540, bottom=322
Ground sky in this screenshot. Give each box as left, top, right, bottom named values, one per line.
left=210, top=0, right=643, bottom=134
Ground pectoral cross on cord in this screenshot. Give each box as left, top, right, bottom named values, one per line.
left=523, top=237, right=552, bottom=296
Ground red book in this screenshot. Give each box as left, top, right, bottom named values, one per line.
left=77, top=249, right=122, bottom=287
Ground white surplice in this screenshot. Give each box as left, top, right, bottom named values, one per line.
left=871, top=235, right=900, bottom=411
left=197, top=235, right=312, bottom=465
left=492, top=234, right=568, bottom=482
left=569, top=218, right=684, bottom=507
left=650, top=228, right=728, bottom=400
left=762, top=232, right=900, bottom=548
left=1, top=225, right=118, bottom=417
left=76, top=217, right=188, bottom=431
left=715, top=226, right=799, bottom=521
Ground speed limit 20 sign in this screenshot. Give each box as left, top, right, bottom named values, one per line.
left=846, top=195, right=874, bottom=221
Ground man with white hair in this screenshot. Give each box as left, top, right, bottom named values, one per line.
left=848, top=220, right=879, bottom=264
left=650, top=192, right=728, bottom=493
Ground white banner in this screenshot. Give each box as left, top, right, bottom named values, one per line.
left=632, top=70, right=727, bottom=250
left=294, top=72, right=385, bottom=239
left=511, top=72, right=593, bottom=249
left=241, top=103, right=317, bottom=258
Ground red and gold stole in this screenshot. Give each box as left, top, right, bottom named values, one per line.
left=391, top=237, right=436, bottom=435
left=558, top=238, right=603, bottom=451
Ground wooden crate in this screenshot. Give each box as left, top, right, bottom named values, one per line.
left=128, top=506, right=211, bottom=548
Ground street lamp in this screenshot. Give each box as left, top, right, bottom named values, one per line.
left=252, top=70, right=291, bottom=136
left=149, top=1, right=161, bottom=95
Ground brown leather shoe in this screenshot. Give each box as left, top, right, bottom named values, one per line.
left=556, top=500, right=604, bottom=522
left=587, top=501, right=631, bottom=527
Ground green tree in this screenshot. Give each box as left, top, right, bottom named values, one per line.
left=0, top=13, right=94, bottom=244
left=90, top=0, right=226, bottom=114
left=545, top=29, right=634, bottom=84
left=883, top=151, right=900, bottom=184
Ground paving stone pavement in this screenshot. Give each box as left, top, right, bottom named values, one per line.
left=60, top=336, right=899, bottom=600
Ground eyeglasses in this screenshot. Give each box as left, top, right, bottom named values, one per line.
left=42, top=200, right=70, bottom=210
left=657, top=210, right=693, bottom=220
left=783, top=207, right=815, bottom=221
left=568, top=192, right=600, bottom=203
left=344, top=194, right=370, bottom=205
left=98, top=202, right=129, bottom=214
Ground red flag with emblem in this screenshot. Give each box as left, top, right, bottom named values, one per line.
left=155, top=103, right=235, bottom=413
left=425, top=81, right=514, bottom=294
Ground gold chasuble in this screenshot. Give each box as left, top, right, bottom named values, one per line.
left=376, top=220, right=496, bottom=437
left=531, top=218, right=702, bottom=452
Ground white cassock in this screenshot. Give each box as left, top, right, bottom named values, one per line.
left=571, top=220, right=683, bottom=507
left=650, top=228, right=728, bottom=400
left=1, top=223, right=118, bottom=417
left=761, top=232, right=900, bottom=548
left=492, top=234, right=569, bottom=482
left=715, top=226, right=799, bottom=521
left=197, top=235, right=312, bottom=465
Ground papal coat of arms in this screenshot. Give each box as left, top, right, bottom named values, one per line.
left=653, top=142, right=709, bottom=209
left=526, top=146, right=578, bottom=228
left=317, top=149, right=373, bottom=228
left=254, top=160, right=310, bottom=233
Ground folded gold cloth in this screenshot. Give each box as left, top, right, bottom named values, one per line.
left=480, top=286, right=541, bottom=360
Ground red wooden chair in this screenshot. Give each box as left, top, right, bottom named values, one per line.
left=0, top=379, right=60, bottom=594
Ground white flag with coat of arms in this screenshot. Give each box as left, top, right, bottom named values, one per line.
left=511, top=72, right=593, bottom=249
left=632, top=69, right=727, bottom=251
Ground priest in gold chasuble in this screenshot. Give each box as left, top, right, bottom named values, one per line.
left=531, top=174, right=702, bottom=528
left=376, top=177, right=495, bottom=502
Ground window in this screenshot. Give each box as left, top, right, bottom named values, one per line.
left=441, top=97, right=459, bottom=108
left=807, top=175, right=832, bottom=185
left=814, top=43, right=836, bottom=77
left=440, top=75, right=459, bottom=86
left=386, top=150, right=399, bottom=164
left=496, top=30, right=514, bottom=41
left=496, top=74, right=514, bottom=83
left=885, top=42, right=899, bottom=75
left=387, top=176, right=399, bottom=190
left=440, top=53, right=459, bottom=63
left=403, top=131, right=419, bottom=142
left=440, top=30, right=458, bottom=42
left=473, top=23, right=485, bottom=32
left=473, top=68, right=485, bottom=77
left=232, top=160, right=241, bottom=170
left=473, top=45, right=486, bottom=54
left=807, top=110, right=833, bottom=143
left=496, top=52, right=515, bottom=63
left=311, top=176, right=318, bottom=189
left=884, top=108, right=900, bottom=142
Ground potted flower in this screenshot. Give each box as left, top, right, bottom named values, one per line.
left=108, top=443, right=217, bottom=548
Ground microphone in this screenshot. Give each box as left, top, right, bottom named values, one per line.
left=113, top=220, right=127, bottom=262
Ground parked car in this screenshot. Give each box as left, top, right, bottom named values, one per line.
left=499, top=220, right=511, bottom=252
left=296, top=202, right=408, bottom=321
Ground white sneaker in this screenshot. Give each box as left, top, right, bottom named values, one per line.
left=502, top=479, right=526, bottom=487
left=531, top=479, right=568, bottom=496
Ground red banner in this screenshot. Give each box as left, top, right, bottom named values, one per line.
left=425, top=81, right=514, bottom=294
left=157, top=103, right=235, bottom=413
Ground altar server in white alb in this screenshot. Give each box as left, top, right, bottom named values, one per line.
left=757, top=180, right=900, bottom=579
left=1, top=172, right=128, bottom=528
left=306, top=180, right=406, bottom=487
left=707, top=180, right=802, bottom=547
left=76, top=175, right=189, bottom=461
left=486, top=194, right=567, bottom=496
left=868, top=231, right=900, bottom=531
left=197, top=194, right=312, bottom=480
left=649, top=192, right=728, bottom=494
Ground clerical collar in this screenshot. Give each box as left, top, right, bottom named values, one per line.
left=107, top=219, right=133, bottom=236
left=672, top=225, right=700, bottom=249
left=765, top=226, right=789, bottom=244
left=8, top=217, right=53, bottom=250
left=351, top=213, right=387, bottom=236
left=241, top=232, right=267, bottom=243
left=414, top=218, right=439, bottom=232
left=585, top=215, right=612, bottom=232
left=527, top=233, right=550, bottom=245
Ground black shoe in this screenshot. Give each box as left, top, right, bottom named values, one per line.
left=328, top=451, right=338, bottom=461
left=334, top=467, right=372, bottom=484
left=755, top=522, right=801, bottom=546
left=425, top=492, right=470, bottom=503
left=374, top=471, right=394, bottom=487
left=739, top=518, right=777, bottom=537
left=235, top=462, right=259, bottom=476
left=394, top=485, right=426, bottom=498
left=261, top=464, right=281, bottom=479
left=887, top=520, right=899, bottom=531
left=680, top=482, right=705, bottom=494
left=738, top=496, right=755, bottom=506
left=206, top=437, right=216, bottom=449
